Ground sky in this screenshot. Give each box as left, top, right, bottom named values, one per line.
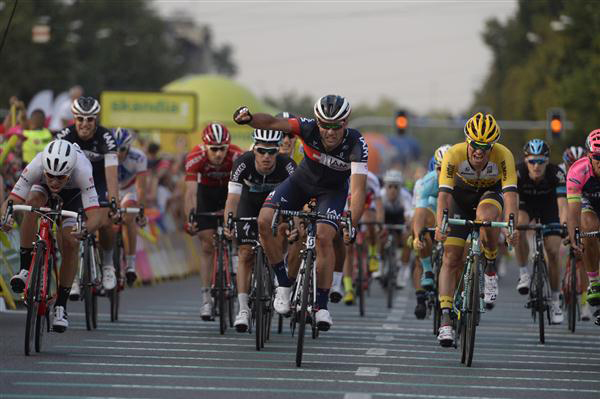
left=153, top=0, right=517, bottom=115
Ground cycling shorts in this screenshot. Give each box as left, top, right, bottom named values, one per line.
left=519, top=195, right=561, bottom=236
left=263, top=174, right=348, bottom=230
left=446, top=188, right=504, bottom=247
left=235, top=200, right=260, bottom=246
left=196, top=184, right=227, bottom=231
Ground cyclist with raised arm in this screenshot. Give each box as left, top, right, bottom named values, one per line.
left=113, top=128, right=148, bottom=285
left=411, top=144, right=450, bottom=319
left=514, top=139, right=566, bottom=324
left=435, top=113, right=519, bottom=347
left=55, top=97, right=120, bottom=294
left=566, top=130, right=600, bottom=312
left=184, top=123, right=243, bottom=320
left=3, top=140, right=104, bottom=332
left=223, top=129, right=297, bottom=332
left=233, top=94, right=368, bottom=331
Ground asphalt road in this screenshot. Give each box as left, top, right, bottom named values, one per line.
left=1, top=266, right=599, bottom=399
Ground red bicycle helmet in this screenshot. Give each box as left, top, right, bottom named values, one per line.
left=202, top=123, right=231, bottom=145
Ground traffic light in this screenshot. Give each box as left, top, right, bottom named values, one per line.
left=395, top=110, right=409, bottom=135
left=547, top=108, right=565, bottom=140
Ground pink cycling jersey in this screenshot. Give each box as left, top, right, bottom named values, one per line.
left=566, top=157, right=600, bottom=203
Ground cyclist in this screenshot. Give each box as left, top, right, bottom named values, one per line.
left=566, top=130, right=600, bottom=311
left=223, top=128, right=297, bottom=332
left=341, top=170, right=384, bottom=305
left=113, top=127, right=148, bottom=286
left=435, top=112, right=519, bottom=347
left=411, top=144, right=450, bottom=319
left=514, top=139, right=566, bottom=324
left=380, top=169, right=414, bottom=289
left=277, top=112, right=304, bottom=165
left=184, top=123, right=243, bottom=320
left=559, top=145, right=593, bottom=320
left=3, top=140, right=104, bottom=332
left=55, top=97, right=120, bottom=293
left=233, top=94, right=368, bottom=331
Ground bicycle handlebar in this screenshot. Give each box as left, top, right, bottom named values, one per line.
left=1, top=200, right=84, bottom=232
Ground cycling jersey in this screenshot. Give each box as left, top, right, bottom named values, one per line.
left=439, top=142, right=517, bottom=194
left=288, top=117, right=368, bottom=188
left=11, top=150, right=99, bottom=211
left=381, top=186, right=413, bottom=225
left=566, top=157, right=600, bottom=209
left=517, top=161, right=566, bottom=198
left=229, top=152, right=296, bottom=209
left=118, top=147, right=148, bottom=190
left=413, top=169, right=439, bottom=212
left=229, top=151, right=296, bottom=244
left=185, top=144, right=243, bottom=187
left=348, top=171, right=381, bottom=210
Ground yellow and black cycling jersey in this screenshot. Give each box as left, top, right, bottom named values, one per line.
left=438, top=142, right=517, bottom=193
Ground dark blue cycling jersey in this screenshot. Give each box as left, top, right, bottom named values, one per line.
left=288, top=117, right=368, bottom=188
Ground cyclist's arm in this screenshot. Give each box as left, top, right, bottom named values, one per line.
left=503, top=191, right=519, bottom=225
left=437, top=146, right=456, bottom=228
left=558, top=197, right=567, bottom=225
left=84, top=207, right=104, bottom=233
left=184, top=181, right=197, bottom=218
left=244, top=113, right=293, bottom=133
left=556, top=165, right=567, bottom=225
left=136, top=172, right=148, bottom=207
left=436, top=191, right=452, bottom=228
left=1, top=193, right=26, bottom=217
left=412, top=207, right=431, bottom=239
left=375, top=197, right=384, bottom=225
left=567, top=200, right=582, bottom=244
left=223, top=191, right=241, bottom=228
left=105, top=153, right=119, bottom=203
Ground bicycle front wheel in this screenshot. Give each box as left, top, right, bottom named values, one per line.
left=357, top=246, right=365, bottom=317
left=385, top=248, right=394, bottom=309
left=568, top=256, right=577, bottom=333
left=464, top=255, right=480, bottom=367
left=35, top=254, right=53, bottom=353
left=25, top=245, right=44, bottom=356
left=296, top=250, right=314, bottom=367
left=535, top=260, right=546, bottom=344
left=254, top=247, right=265, bottom=350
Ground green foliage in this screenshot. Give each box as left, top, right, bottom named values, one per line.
left=0, top=0, right=235, bottom=102
left=473, top=0, right=600, bottom=158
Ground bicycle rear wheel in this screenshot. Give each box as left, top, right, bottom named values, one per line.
left=25, top=245, right=44, bottom=356
left=464, top=255, right=480, bottom=367
left=296, top=250, right=314, bottom=367
left=568, top=256, right=577, bottom=333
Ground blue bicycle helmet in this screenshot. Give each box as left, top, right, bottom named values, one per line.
left=113, top=127, right=134, bottom=150
left=523, top=139, right=549, bottom=157
left=427, top=155, right=436, bottom=171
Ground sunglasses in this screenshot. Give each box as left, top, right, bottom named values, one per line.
left=282, top=133, right=294, bottom=139
left=527, top=158, right=548, bottom=165
left=45, top=172, right=69, bottom=181
left=208, top=146, right=228, bottom=153
left=75, top=116, right=96, bottom=123
left=318, top=121, right=344, bottom=130
left=591, top=154, right=600, bottom=161
left=468, top=139, right=493, bottom=151
left=255, top=146, right=279, bottom=156
left=118, top=147, right=129, bottom=153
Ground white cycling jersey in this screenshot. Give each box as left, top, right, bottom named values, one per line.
left=11, top=150, right=99, bottom=211
left=380, top=185, right=414, bottom=221
left=118, top=147, right=148, bottom=190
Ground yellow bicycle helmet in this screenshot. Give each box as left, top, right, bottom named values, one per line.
left=464, top=112, right=500, bottom=144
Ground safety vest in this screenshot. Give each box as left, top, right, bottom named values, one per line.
left=22, top=129, right=53, bottom=163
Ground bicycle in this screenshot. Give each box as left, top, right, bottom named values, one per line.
left=440, top=209, right=514, bottom=367
left=189, top=210, right=235, bottom=334
left=271, top=206, right=352, bottom=367
left=228, top=214, right=275, bottom=351
left=418, top=227, right=444, bottom=335
left=1, top=199, right=83, bottom=355
left=517, top=222, right=565, bottom=344
left=108, top=198, right=145, bottom=322
left=382, top=224, right=404, bottom=309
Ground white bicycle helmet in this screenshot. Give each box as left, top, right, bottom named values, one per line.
left=43, top=140, right=77, bottom=176
left=253, top=129, right=283, bottom=144
left=383, top=169, right=404, bottom=185
left=314, top=94, right=351, bottom=122
left=71, top=96, right=101, bottom=116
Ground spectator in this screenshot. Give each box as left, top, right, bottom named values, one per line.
left=2, top=96, right=27, bottom=131
left=54, top=85, right=83, bottom=129
left=22, top=109, right=53, bottom=163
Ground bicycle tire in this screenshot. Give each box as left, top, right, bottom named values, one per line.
left=217, top=241, right=227, bottom=336
left=433, top=296, right=441, bottom=336
left=296, top=250, right=314, bottom=367
left=465, top=255, right=480, bottom=367
left=357, top=245, right=365, bottom=317
left=110, top=236, right=122, bottom=323
left=536, top=259, right=545, bottom=344
left=35, top=253, right=52, bottom=353
left=82, top=240, right=94, bottom=331
left=459, top=311, right=467, bottom=364
left=255, top=247, right=264, bottom=350
left=568, top=256, right=577, bottom=333
left=385, top=247, right=394, bottom=309
left=92, top=289, right=98, bottom=329
left=25, top=245, right=44, bottom=356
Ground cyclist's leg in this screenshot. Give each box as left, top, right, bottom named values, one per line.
left=540, top=200, right=564, bottom=322
left=11, top=187, right=47, bottom=293
left=515, top=209, right=532, bottom=294
left=120, top=190, right=139, bottom=282
left=330, top=232, right=345, bottom=302
left=342, top=237, right=355, bottom=304
left=581, top=208, right=600, bottom=306
left=234, top=241, right=254, bottom=331
left=477, top=191, right=503, bottom=307
left=398, top=225, right=413, bottom=288
left=437, top=242, right=466, bottom=346
left=362, top=209, right=380, bottom=273
left=413, top=207, right=435, bottom=288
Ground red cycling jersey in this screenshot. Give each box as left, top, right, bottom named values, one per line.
left=184, top=144, right=243, bottom=187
